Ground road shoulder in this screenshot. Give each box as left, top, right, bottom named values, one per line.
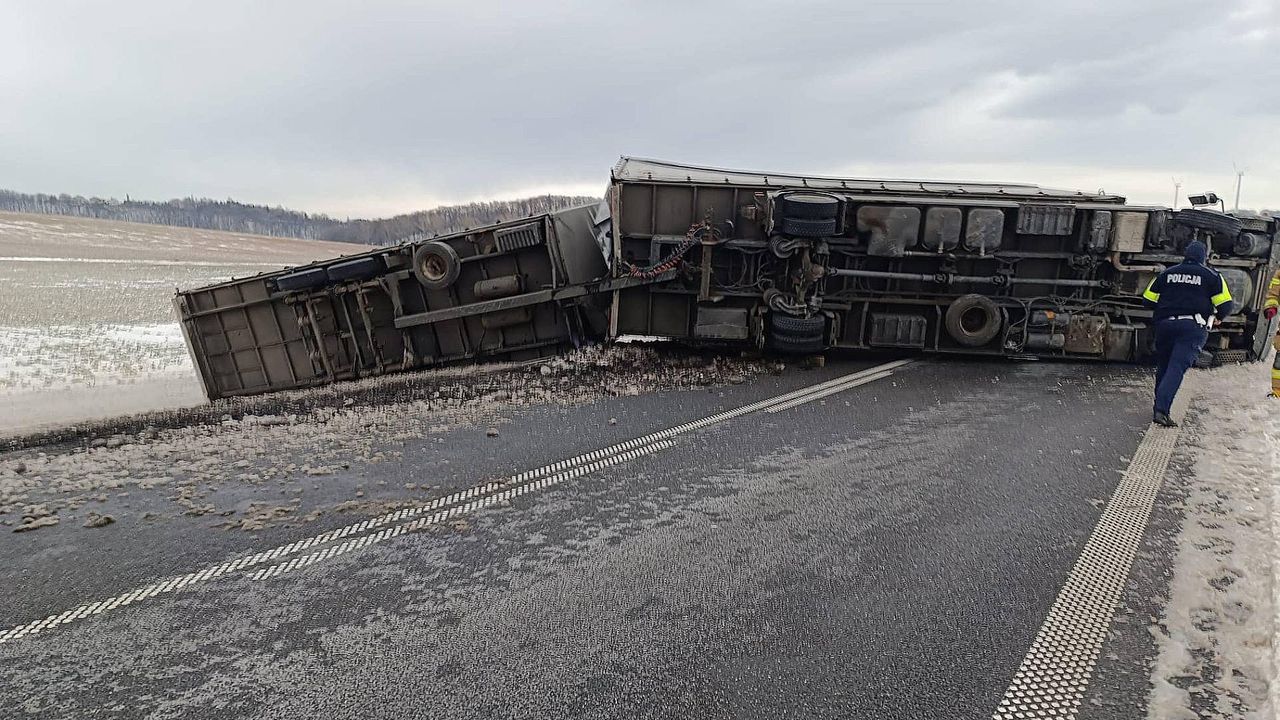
left=1087, top=362, right=1277, bottom=719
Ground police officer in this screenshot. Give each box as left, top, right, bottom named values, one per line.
left=1141, top=240, right=1234, bottom=426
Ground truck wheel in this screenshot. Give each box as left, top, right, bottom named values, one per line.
left=766, top=313, right=826, bottom=353
left=1174, top=209, right=1242, bottom=236
left=412, top=241, right=461, bottom=290
left=769, top=313, right=826, bottom=337
left=944, top=294, right=1002, bottom=347
left=778, top=193, right=840, bottom=221
left=326, top=256, right=386, bottom=282
left=275, top=267, right=329, bottom=293
left=768, top=332, right=825, bottom=354
left=780, top=217, right=838, bottom=237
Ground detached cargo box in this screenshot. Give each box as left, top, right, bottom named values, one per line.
left=174, top=205, right=612, bottom=399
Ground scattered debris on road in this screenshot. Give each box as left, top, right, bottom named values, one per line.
left=0, top=345, right=773, bottom=532
left=82, top=512, right=114, bottom=529
left=13, top=504, right=59, bottom=532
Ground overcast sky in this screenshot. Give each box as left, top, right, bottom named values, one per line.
left=2, top=0, right=1277, bottom=218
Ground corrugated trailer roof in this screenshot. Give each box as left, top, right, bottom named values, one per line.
left=612, top=157, right=1127, bottom=204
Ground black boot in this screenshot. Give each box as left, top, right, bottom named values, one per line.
left=1152, top=411, right=1177, bottom=427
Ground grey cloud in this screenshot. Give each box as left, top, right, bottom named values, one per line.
left=1, top=0, right=1276, bottom=216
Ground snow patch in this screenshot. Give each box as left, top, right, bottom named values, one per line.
left=1147, top=359, right=1278, bottom=718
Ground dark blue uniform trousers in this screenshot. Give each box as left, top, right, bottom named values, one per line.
left=1153, top=318, right=1207, bottom=415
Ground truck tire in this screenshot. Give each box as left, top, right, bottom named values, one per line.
left=778, top=193, right=840, bottom=221
left=1174, top=209, right=1242, bottom=236
left=412, top=241, right=461, bottom=290
left=326, top=256, right=386, bottom=282
left=944, top=294, right=1002, bottom=347
left=768, top=313, right=826, bottom=337
left=275, top=267, right=329, bottom=293
left=766, top=313, right=826, bottom=353
left=768, top=333, right=825, bottom=354
left=780, top=217, right=838, bottom=237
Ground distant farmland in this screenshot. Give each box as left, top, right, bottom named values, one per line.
left=0, top=190, right=598, bottom=245
left=0, top=211, right=372, bottom=435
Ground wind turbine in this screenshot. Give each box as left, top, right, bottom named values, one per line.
left=1232, top=162, right=1246, bottom=212
left=1171, top=177, right=1183, bottom=209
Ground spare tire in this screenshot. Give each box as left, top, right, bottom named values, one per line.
left=780, top=217, right=838, bottom=237
left=778, top=193, right=840, bottom=221
left=769, top=313, right=826, bottom=338
left=1174, top=209, right=1242, bottom=236
left=768, top=332, right=825, bottom=354
left=412, top=241, right=461, bottom=290
left=766, top=313, right=826, bottom=353
left=944, top=294, right=1003, bottom=347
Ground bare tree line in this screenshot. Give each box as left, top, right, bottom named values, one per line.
left=0, top=190, right=599, bottom=245
left=329, top=195, right=601, bottom=245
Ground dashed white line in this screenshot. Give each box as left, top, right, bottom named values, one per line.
left=765, top=369, right=897, bottom=414
left=0, top=360, right=912, bottom=644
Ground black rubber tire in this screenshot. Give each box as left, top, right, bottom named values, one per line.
left=768, top=313, right=826, bottom=337
left=275, top=267, right=329, bottom=293
left=766, top=313, right=826, bottom=353
left=1174, top=209, right=1242, bottom=236
left=412, top=241, right=461, bottom=290
left=767, top=332, right=826, bottom=354
left=780, top=217, right=838, bottom=237
left=944, top=294, right=1003, bottom=347
left=778, top=193, right=840, bottom=221
left=326, top=256, right=386, bottom=282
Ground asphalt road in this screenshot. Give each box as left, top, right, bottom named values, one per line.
left=0, top=358, right=1175, bottom=719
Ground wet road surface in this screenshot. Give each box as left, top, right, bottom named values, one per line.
left=0, top=359, right=1180, bottom=718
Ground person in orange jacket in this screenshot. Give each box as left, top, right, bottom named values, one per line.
left=1266, top=273, right=1279, bottom=397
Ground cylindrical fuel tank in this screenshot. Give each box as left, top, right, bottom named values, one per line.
left=474, top=275, right=524, bottom=299
left=1217, top=268, right=1254, bottom=311
left=1028, top=310, right=1073, bottom=327
left=1233, top=233, right=1271, bottom=258
left=1025, top=332, right=1066, bottom=350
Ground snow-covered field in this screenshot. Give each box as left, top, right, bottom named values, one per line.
left=0, top=212, right=369, bottom=436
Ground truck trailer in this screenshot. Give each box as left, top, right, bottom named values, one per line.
left=174, top=158, right=1280, bottom=400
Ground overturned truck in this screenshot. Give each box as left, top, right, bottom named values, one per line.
left=175, top=158, right=1280, bottom=399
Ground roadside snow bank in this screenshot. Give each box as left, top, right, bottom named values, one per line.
left=1147, top=360, right=1278, bottom=719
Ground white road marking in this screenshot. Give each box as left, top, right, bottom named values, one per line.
left=250, top=440, right=676, bottom=580
left=765, top=369, right=897, bottom=413
left=991, top=381, right=1194, bottom=719
left=0, top=359, right=911, bottom=644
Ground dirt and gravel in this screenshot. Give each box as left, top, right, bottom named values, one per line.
left=0, top=344, right=778, bottom=534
